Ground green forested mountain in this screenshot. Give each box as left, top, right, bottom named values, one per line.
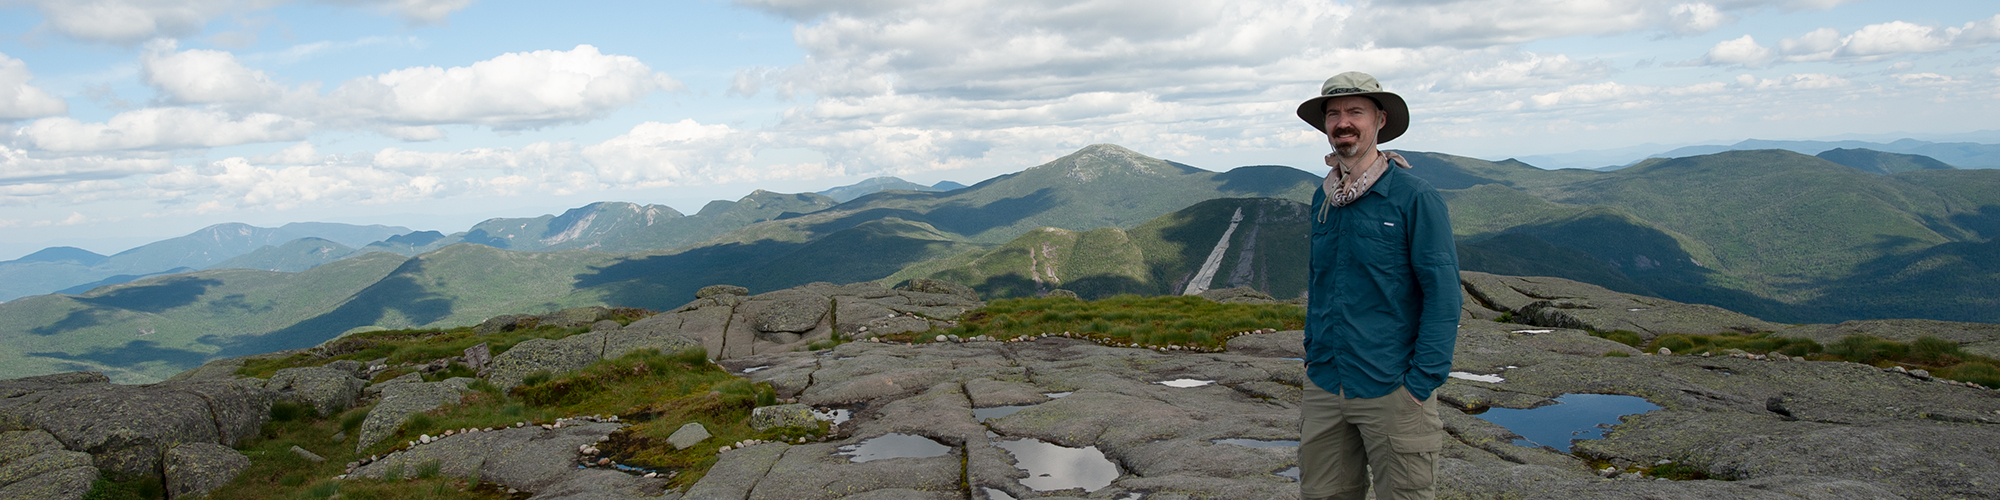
left=3, top=144, right=1996, bottom=384
left=0, top=222, right=410, bottom=301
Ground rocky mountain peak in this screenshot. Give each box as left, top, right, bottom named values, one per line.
left=1034, top=144, right=1181, bottom=182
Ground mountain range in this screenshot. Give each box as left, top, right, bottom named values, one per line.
left=1, top=142, right=1995, bottom=383
left=1514, top=137, right=2000, bottom=171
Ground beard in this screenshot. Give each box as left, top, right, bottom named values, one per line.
left=1330, top=127, right=1367, bottom=158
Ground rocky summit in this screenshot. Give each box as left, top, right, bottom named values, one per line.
left=1, top=273, right=1996, bottom=499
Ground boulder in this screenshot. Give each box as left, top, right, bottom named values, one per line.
left=541, top=306, right=612, bottom=328
left=486, top=335, right=604, bottom=390
left=590, top=320, right=623, bottom=332
left=740, top=290, right=831, bottom=333
left=0, top=378, right=265, bottom=478
left=0, top=431, right=94, bottom=491
left=463, top=343, right=492, bottom=373
left=899, top=278, right=979, bottom=301
left=697, top=284, right=749, bottom=298
left=668, top=422, right=711, bottom=450
left=264, top=366, right=367, bottom=417
left=474, top=314, right=539, bottom=335
left=349, top=422, right=666, bottom=497
left=1224, top=330, right=1304, bottom=359
left=0, top=464, right=94, bottom=500
left=355, top=377, right=475, bottom=452
left=749, top=404, right=818, bottom=431
left=163, top=442, right=249, bottom=499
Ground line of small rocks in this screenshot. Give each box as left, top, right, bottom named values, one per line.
left=337, top=414, right=625, bottom=479
left=855, top=328, right=1284, bottom=354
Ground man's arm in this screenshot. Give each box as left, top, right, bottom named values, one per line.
left=1406, top=189, right=1461, bottom=401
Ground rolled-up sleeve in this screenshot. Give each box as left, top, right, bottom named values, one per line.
left=1404, top=189, right=1460, bottom=401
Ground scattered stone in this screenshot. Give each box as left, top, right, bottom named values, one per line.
left=749, top=404, right=818, bottom=431
left=668, top=423, right=712, bottom=450
left=289, top=445, right=325, bottom=463
left=354, top=378, right=475, bottom=452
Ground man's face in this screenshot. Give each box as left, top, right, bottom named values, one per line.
left=1323, top=95, right=1385, bottom=159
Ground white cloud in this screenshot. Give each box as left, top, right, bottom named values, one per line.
left=14, top=108, right=312, bottom=151
left=140, top=39, right=284, bottom=104
left=325, top=44, right=682, bottom=130
left=1667, top=3, right=1730, bottom=35
left=1703, top=35, right=1774, bottom=67
left=12, top=0, right=477, bottom=44
left=1734, top=16, right=2000, bottom=66
left=249, top=142, right=320, bottom=165
left=0, top=52, right=67, bottom=120
left=0, top=144, right=172, bottom=185
left=148, top=157, right=449, bottom=210
left=1840, top=21, right=1951, bottom=58
left=582, top=119, right=757, bottom=186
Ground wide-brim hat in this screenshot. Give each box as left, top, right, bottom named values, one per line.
left=1296, top=71, right=1409, bottom=144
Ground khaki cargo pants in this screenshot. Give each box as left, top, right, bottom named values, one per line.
left=1299, top=383, right=1443, bottom=500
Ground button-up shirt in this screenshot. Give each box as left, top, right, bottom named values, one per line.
left=1306, top=163, right=1460, bottom=401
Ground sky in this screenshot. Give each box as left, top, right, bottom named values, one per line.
left=0, top=0, right=1996, bottom=259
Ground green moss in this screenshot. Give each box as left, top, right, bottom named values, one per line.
left=1594, top=330, right=1644, bottom=347
left=905, top=295, right=1302, bottom=350
left=1646, top=462, right=1712, bottom=480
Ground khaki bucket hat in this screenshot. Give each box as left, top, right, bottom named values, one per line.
left=1296, top=71, right=1410, bottom=144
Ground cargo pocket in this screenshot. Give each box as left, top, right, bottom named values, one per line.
left=1387, top=434, right=1440, bottom=490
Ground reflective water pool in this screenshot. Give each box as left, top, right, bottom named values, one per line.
left=994, top=438, right=1120, bottom=492
left=834, top=433, right=951, bottom=463
left=1472, top=394, right=1660, bottom=452
left=974, top=405, right=1033, bottom=421
left=1156, top=378, right=1214, bottom=388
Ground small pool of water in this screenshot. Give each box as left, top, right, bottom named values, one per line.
left=1043, top=391, right=1072, bottom=398
left=1156, top=378, right=1214, bottom=388
left=974, top=405, right=1033, bottom=421
left=811, top=408, right=851, bottom=425
left=741, top=365, right=769, bottom=373
left=1473, top=394, right=1660, bottom=452
left=1276, top=466, right=1300, bottom=481
left=1450, top=371, right=1504, bottom=383
left=835, top=433, right=951, bottom=463
left=1211, top=438, right=1299, bottom=448
left=994, top=438, right=1119, bottom=492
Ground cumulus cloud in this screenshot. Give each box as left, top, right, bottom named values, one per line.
left=1707, top=15, right=2000, bottom=67
left=0, top=144, right=172, bottom=185
left=11, top=0, right=478, bottom=44
left=1667, top=3, right=1730, bottom=35
left=0, top=52, right=67, bottom=120
left=583, top=119, right=757, bottom=186
left=140, top=39, right=284, bottom=104
left=1702, top=35, right=1775, bottom=67
left=325, top=44, right=682, bottom=129
left=13, top=108, right=312, bottom=152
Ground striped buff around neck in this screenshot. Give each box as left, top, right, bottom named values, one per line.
left=1322, top=150, right=1409, bottom=209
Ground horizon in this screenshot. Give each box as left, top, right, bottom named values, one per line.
left=2, top=0, right=1996, bottom=258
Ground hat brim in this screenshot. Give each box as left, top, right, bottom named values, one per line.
left=1297, top=92, right=1408, bottom=144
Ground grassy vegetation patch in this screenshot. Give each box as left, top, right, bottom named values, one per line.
left=1614, top=330, right=2000, bottom=388
left=906, top=295, right=1303, bottom=350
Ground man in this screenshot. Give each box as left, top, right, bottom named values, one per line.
left=1295, top=71, right=1461, bottom=500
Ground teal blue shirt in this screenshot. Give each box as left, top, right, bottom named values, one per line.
left=1306, top=164, right=1460, bottom=401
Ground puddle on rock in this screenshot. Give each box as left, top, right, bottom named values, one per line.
left=1473, top=394, right=1661, bottom=452
left=834, top=433, right=951, bottom=463
left=1156, top=378, right=1214, bottom=388
left=974, top=405, right=1033, bottom=421
left=1276, top=466, right=1300, bottom=481
left=741, top=365, right=769, bottom=373
left=994, top=438, right=1119, bottom=492
left=1211, top=438, right=1299, bottom=448
left=983, top=487, right=1017, bottom=500
left=1042, top=391, right=1073, bottom=399
left=1450, top=371, right=1505, bottom=383
left=811, top=408, right=852, bottom=425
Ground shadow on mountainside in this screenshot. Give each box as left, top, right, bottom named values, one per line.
left=1948, top=205, right=2000, bottom=240
left=30, top=276, right=224, bottom=336
left=922, top=188, right=1060, bottom=237
left=1801, top=235, right=2000, bottom=323
left=574, top=239, right=808, bottom=311
left=30, top=340, right=207, bottom=370
left=210, top=258, right=453, bottom=358
left=1213, top=166, right=1319, bottom=197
